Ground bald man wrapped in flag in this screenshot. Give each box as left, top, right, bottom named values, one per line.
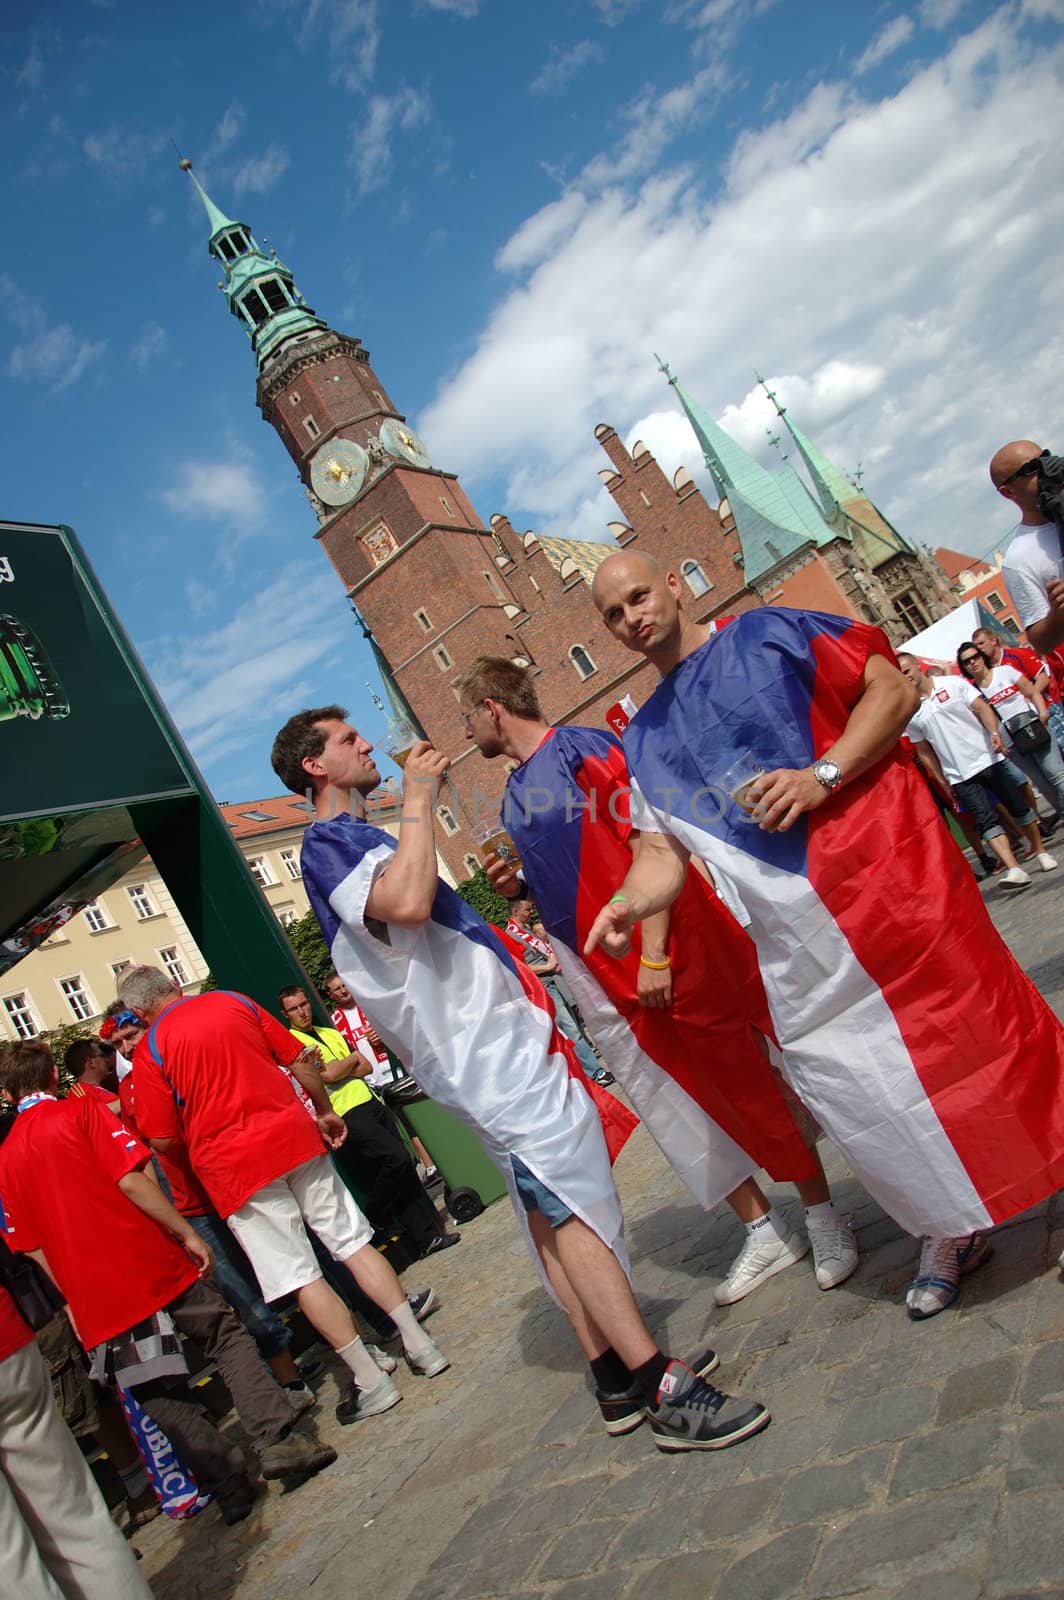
left=454, top=657, right=860, bottom=1306
left=588, top=553, right=1064, bottom=1321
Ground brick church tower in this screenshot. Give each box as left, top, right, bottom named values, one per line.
left=182, top=166, right=757, bottom=874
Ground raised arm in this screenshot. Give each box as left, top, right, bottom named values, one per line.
left=364, top=742, right=450, bottom=927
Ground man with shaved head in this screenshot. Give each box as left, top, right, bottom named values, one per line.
left=587, top=554, right=1064, bottom=1321
left=992, top=439, right=1064, bottom=655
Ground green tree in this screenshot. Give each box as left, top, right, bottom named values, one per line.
left=41, top=1021, right=96, bottom=1095
left=456, top=867, right=510, bottom=929
left=286, top=909, right=333, bottom=995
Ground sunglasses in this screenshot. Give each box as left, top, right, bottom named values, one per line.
left=1000, top=449, right=1049, bottom=488
left=959, top=655, right=981, bottom=666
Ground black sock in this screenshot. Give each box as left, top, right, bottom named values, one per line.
left=631, top=1351, right=670, bottom=1406
left=589, top=1348, right=631, bottom=1393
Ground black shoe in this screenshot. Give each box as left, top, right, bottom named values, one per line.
left=216, top=1479, right=260, bottom=1526
left=596, top=1382, right=646, bottom=1436
left=421, top=1231, right=461, bottom=1258
left=646, top=1361, right=770, bottom=1453
left=592, top=1072, right=616, bottom=1087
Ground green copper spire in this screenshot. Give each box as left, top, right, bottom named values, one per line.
left=758, top=376, right=913, bottom=562
left=657, top=357, right=835, bottom=584
left=181, top=158, right=326, bottom=373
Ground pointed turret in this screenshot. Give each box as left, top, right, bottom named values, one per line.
left=658, top=358, right=834, bottom=584
left=758, top=377, right=913, bottom=565
left=180, top=158, right=326, bottom=372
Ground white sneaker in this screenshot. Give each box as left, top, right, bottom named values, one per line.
left=806, top=1215, right=859, bottom=1289
left=714, top=1225, right=810, bottom=1306
left=1035, top=852, right=1058, bottom=872
left=405, top=1338, right=450, bottom=1378
left=999, top=867, right=1031, bottom=890
left=365, top=1343, right=398, bottom=1374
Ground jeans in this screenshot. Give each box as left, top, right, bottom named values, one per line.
left=953, top=760, right=1035, bottom=841
left=188, top=1211, right=291, bottom=1360
left=1007, top=734, right=1064, bottom=817
left=542, top=976, right=606, bottom=1079
left=1048, top=700, right=1064, bottom=758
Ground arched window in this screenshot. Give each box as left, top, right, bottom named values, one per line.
left=569, top=644, right=597, bottom=681
left=681, top=559, right=711, bottom=598
left=462, top=853, right=480, bottom=878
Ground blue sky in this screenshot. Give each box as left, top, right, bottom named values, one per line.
left=2, top=0, right=1062, bottom=803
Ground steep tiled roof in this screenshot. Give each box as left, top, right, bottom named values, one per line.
left=934, top=546, right=992, bottom=582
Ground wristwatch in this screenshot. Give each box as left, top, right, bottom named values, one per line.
left=812, top=757, right=843, bottom=792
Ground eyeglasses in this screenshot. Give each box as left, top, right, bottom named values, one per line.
left=999, top=449, right=1049, bottom=487
left=458, top=702, right=484, bottom=729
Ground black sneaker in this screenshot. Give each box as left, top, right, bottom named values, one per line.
left=421, top=1231, right=461, bottom=1258
left=646, top=1361, right=770, bottom=1453
left=596, top=1382, right=645, bottom=1435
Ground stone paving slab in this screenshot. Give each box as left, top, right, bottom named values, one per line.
left=136, top=866, right=1064, bottom=1600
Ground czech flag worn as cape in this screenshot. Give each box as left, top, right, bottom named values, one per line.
left=504, top=725, right=819, bottom=1212
left=623, top=606, right=1064, bottom=1238
left=300, top=814, right=636, bottom=1287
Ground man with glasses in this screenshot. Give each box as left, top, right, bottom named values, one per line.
left=993, top=441, right=1064, bottom=653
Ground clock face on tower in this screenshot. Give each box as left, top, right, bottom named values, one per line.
left=379, top=417, right=432, bottom=469
left=309, top=438, right=369, bottom=506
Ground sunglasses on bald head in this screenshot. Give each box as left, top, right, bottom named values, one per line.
left=999, top=449, right=1049, bottom=487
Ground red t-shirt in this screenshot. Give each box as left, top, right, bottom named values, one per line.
left=118, top=1074, right=211, bottom=1219
left=1001, top=644, right=1060, bottom=704
left=131, top=991, right=324, bottom=1218
left=0, top=1285, right=34, bottom=1362
left=69, top=1081, right=121, bottom=1114
left=0, top=1097, right=198, bottom=1349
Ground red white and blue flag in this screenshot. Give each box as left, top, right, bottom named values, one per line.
left=623, top=607, right=1064, bottom=1236
left=504, top=725, right=819, bottom=1212
left=301, top=815, right=637, bottom=1281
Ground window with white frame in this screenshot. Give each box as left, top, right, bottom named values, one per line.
left=483, top=570, right=506, bottom=601
left=302, top=415, right=321, bottom=440
left=277, top=905, right=299, bottom=928
left=440, top=496, right=455, bottom=517
left=462, top=853, right=480, bottom=878
left=127, top=884, right=156, bottom=920
left=680, top=559, right=712, bottom=598
left=3, top=992, right=39, bottom=1039
left=280, top=848, right=302, bottom=880
left=59, top=975, right=94, bottom=1022
left=159, top=947, right=189, bottom=986
left=248, top=855, right=275, bottom=888
left=568, top=644, right=597, bottom=681
left=432, top=644, right=454, bottom=670
left=83, top=900, right=110, bottom=933
left=414, top=608, right=432, bottom=632
left=110, top=959, right=132, bottom=979
left=436, top=805, right=460, bottom=836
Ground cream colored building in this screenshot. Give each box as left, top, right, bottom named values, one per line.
left=0, top=789, right=455, bottom=1041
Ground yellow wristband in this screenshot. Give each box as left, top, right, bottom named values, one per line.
left=639, top=956, right=672, bottom=970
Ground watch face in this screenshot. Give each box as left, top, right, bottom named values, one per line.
left=379, top=416, right=431, bottom=469
left=815, top=759, right=842, bottom=788
left=309, top=438, right=369, bottom=506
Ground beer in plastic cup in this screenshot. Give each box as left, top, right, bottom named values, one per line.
left=721, top=752, right=767, bottom=822
left=473, top=813, right=522, bottom=872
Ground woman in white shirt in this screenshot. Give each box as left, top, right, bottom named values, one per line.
left=957, top=642, right=1064, bottom=818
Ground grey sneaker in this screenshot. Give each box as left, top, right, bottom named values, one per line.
left=405, top=1338, right=450, bottom=1378
left=646, top=1361, right=770, bottom=1452
left=365, top=1343, right=398, bottom=1374
left=906, top=1232, right=993, bottom=1320
left=807, top=1215, right=859, bottom=1290
left=335, top=1373, right=402, bottom=1425
left=259, top=1433, right=337, bottom=1481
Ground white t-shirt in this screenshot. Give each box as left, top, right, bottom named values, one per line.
left=333, top=1002, right=394, bottom=1089
left=1001, top=521, right=1063, bottom=630
left=906, top=675, right=1001, bottom=783
left=979, top=664, right=1030, bottom=737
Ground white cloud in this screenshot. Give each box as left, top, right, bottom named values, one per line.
left=146, top=561, right=352, bottom=771
left=855, top=14, right=916, bottom=74
left=918, top=0, right=969, bottom=25
left=82, top=123, right=169, bottom=182
left=232, top=142, right=290, bottom=194
left=530, top=40, right=606, bottom=96
left=421, top=0, right=481, bottom=14
left=0, top=276, right=106, bottom=392
left=130, top=322, right=169, bottom=370
left=159, top=457, right=267, bottom=527
left=298, top=0, right=381, bottom=91
left=579, top=64, right=726, bottom=188
left=349, top=85, right=432, bottom=195
left=419, top=10, right=1064, bottom=565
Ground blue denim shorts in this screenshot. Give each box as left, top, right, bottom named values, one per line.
left=511, top=1157, right=573, bottom=1229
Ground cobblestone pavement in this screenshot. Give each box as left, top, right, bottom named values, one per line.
left=137, top=866, right=1064, bottom=1600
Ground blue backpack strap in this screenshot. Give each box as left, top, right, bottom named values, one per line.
left=144, top=995, right=202, bottom=1107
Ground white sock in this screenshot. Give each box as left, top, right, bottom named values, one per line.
left=745, top=1206, right=788, bottom=1241
left=385, top=1298, right=432, bottom=1358
left=336, top=1335, right=385, bottom=1390
left=805, top=1202, right=837, bottom=1227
